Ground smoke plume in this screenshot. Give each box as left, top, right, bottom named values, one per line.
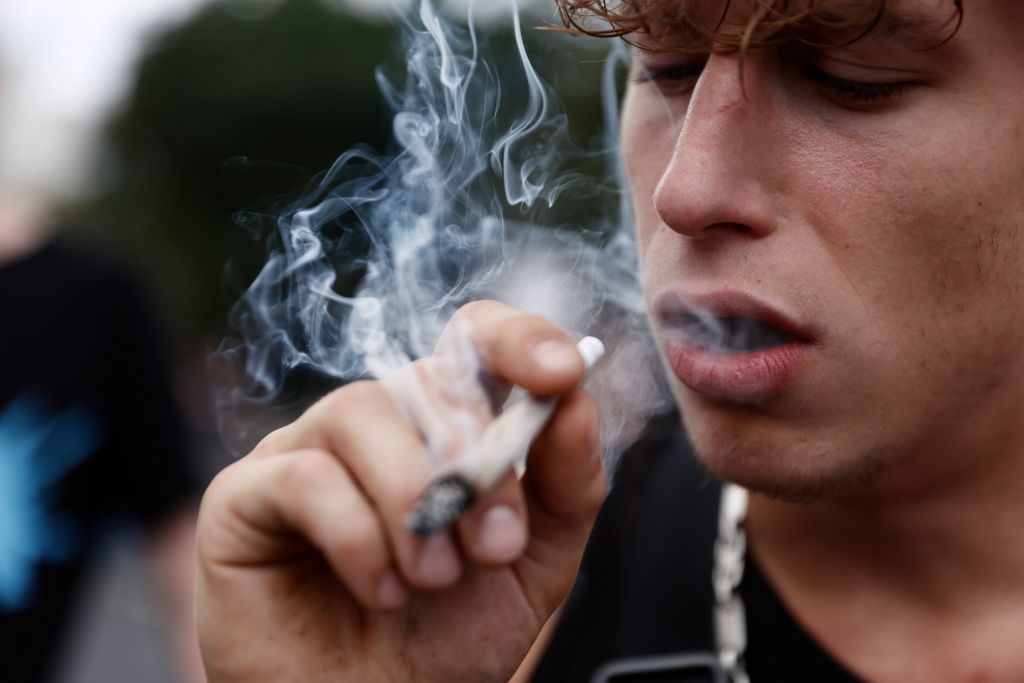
left=215, top=0, right=672, bottom=471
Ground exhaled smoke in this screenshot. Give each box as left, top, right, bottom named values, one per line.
left=215, top=0, right=672, bottom=472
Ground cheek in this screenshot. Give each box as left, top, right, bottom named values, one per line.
left=798, top=113, right=1024, bottom=394
left=620, top=89, right=679, bottom=260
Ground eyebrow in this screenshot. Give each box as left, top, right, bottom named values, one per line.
left=870, top=3, right=963, bottom=50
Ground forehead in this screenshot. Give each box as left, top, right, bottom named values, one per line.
left=638, top=0, right=964, bottom=51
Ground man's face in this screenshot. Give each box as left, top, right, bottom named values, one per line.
left=622, top=0, right=1024, bottom=500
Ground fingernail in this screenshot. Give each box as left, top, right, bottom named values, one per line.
left=417, top=533, right=461, bottom=587
left=477, top=505, right=526, bottom=562
left=531, top=339, right=581, bottom=376
left=375, top=569, right=407, bottom=609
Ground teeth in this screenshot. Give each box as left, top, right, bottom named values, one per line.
left=678, top=314, right=796, bottom=354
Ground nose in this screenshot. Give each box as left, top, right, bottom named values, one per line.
left=652, top=53, right=778, bottom=240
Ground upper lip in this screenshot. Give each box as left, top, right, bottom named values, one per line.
left=653, top=289, right=815, bottom=342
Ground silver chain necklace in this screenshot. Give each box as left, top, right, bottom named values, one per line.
left=713, top=483, right=751, bottom=683
left=590, top=481, right=752, bottom=683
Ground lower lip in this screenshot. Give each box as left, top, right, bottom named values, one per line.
left=664, top=338, right=813, bottom=403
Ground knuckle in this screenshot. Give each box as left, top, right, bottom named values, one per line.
left=335, top=513, right=385, bottom=557
left=196, top=481, right=226, bottom=532
left=452, top=298, right=502, bottom=325
left=331, top=388, right=402, bottom=449
left=196, top=461, right=250, bottom=551
left=316, top=380, right=378, bottom=414
left=308, top=381, right=390, bottom=445
left=250, top=425, right=292, bottom=456
left=278, top=450, right=335, bottom=492
left=336, top=381, right=388, bottom=420
left=200, top=459, right=244, bottom=507
left=340, top=379, right=382, bottom=401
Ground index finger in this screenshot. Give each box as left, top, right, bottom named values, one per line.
left=438, top=300, right=586, bottom=397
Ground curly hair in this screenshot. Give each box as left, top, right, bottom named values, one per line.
left=553, top=0, right=963, bottom=53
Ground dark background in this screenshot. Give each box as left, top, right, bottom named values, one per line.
left=14, top=2, right=615, bottom=680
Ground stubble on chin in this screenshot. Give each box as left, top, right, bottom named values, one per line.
left=682, top=413, right=890, bottom=504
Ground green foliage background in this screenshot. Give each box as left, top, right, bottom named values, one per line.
left=64, top=0, right=612, bottom=359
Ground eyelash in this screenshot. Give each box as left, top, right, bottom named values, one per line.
left=635, top=63, right=916, bottom=106
left=804, top=67, right=915, bottom=104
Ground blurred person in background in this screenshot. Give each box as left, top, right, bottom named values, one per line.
left=0, top=80, right=204, bottom=683
left=0, top=0, right=548, bottom=680
left=1, top=0, right=419, bottom=679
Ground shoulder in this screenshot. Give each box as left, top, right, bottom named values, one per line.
left=0, top=239, right=151, bottom=324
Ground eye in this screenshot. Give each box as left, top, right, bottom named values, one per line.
left=805, top=66, right=917, bottom=107
left=633, top=61, right=705, bottom=96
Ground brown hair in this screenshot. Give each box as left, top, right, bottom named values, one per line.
left=553, top=0, right=963, bottom=53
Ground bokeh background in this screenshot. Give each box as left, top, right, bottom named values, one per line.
left=0, top=0, right=609, bottom=680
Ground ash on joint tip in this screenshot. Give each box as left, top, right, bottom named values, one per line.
left=405, top=475, right=477, bottom=536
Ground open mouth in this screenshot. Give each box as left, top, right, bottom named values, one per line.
left=675, top=314, right=800, bottom=355
left=655, top=292, right=815, bottom=401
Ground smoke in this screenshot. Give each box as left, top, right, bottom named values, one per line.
left=215, top=0, right=672, bottom=471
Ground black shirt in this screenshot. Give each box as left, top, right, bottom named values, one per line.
left=0, top=241, right=197, bottom=683
left=532, top=413, right=862, bottom=683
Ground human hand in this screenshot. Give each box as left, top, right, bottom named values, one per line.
left=196, top=301, right=606, bottom=683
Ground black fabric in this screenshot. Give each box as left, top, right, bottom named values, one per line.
left=0, top=241, right=198, bottom=683
left=532, top=412, right=862, bottom=683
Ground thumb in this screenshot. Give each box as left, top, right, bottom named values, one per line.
left=517, top=387, right=606, bottom=617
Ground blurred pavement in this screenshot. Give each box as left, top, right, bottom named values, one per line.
left=54, top=544, right=176, bottom=683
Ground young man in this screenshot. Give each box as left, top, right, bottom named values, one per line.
left=196, top=0, right=1024, bottom=680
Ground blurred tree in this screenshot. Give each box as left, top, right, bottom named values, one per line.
left=64, top=0, right=610, bottom=356
left=67, top=0, right=398, bottom=349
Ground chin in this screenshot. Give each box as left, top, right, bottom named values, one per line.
left=680, top=401, right=889, bottom=504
